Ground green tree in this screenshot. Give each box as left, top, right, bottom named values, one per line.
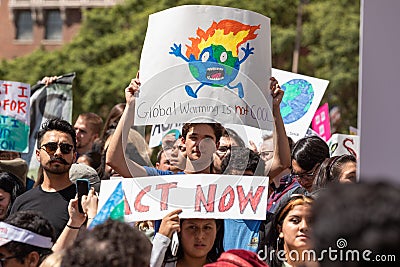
left=302, top=0, right=360, bottom=132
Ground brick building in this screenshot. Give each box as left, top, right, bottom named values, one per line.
left=0, top=0, right=121, bottom=59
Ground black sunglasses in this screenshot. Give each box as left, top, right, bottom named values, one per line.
left=41, top=142, right=74, bottom=154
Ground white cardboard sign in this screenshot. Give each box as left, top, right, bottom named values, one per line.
left=137, top=5, right=273, bottom=130
left=327, top=133, right=359, bottom=158
left=99, top=174, right=269, bottom=221
left=272, top=68, right=329, bottom=142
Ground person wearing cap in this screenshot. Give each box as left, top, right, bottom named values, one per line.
left=0, top=150, right=34, bottom=190
left=69, top=163, right=101, bottom=193
left=10, top=119, right=77, bottom=238
left=0, top=210, right=55, bottom=267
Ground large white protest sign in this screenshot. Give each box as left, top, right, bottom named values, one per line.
left=98, top=174, right=268, bottom=221
left=137, top=5, right=273, bottom=130
left=0, top=81, right=30, bottom=153
left=272, top=68, right=329, bottom=142
left=327, top=134, right=359, bottom=158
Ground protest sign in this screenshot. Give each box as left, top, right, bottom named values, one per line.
left=149, top=123, right=183, bottom=148
left=21, top=73, right=74, bottom=173
left=312, top=103, right=331, bottom=141
left=272, top=68, right=329, bottom=142
left=98, top=174, right=269, bottom=222
left=137, top=5, right=273, bottom=130
left=0, top=81, right=30, bottom=153
left=327, top=133, right=359, bottom=158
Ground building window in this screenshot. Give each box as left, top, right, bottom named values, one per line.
left=16, top=10, right=33, bottom=40
left=45, top=10, right=62, bottom=40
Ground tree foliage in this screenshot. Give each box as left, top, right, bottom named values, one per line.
left=0, top=0, right=359, bottom=132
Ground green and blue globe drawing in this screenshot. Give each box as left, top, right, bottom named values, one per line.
left=280, top=79, right=314, bottom=124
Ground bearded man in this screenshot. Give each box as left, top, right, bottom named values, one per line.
left=11, top=119, right=77, bottom=238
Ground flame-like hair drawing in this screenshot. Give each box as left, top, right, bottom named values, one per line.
left=186, top=20, right=260, bottom=59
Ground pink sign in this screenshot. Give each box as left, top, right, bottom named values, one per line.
left=312, top=103, right=331, bottom=141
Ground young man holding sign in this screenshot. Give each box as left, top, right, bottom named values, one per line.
left=107, top=74, right=224, bottom=177
left=106, top=75, right=290, bottom=178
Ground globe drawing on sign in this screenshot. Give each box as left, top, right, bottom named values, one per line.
left=280, top=79, right=314, bottom=124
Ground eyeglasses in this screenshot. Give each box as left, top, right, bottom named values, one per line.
left=40, top=142, right=74, bottom=154
left=0, top=255, right=19, bottom=266
left=291, top=163, right=320, bottom=180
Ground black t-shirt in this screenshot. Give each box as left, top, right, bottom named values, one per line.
left=10, top=184, right=76, bottom=238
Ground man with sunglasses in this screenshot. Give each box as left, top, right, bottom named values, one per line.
left=10, top=119, right=78, bottom=238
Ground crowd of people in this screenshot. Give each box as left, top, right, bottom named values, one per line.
left=0, top=73, right=398, bottom=267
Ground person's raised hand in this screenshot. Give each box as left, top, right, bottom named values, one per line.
left=158, top=209, right=182, bottom=239
left=125, top=71, right=141, bottom=106
left=269, top=77, right=284, bottom=110
left=249, top=140, right=259, bottom=153
left=41, top=76, right=58, bottom=86
left=81, top=187, right=98, bottom=221
left=67, top=197, right=86, bottom=228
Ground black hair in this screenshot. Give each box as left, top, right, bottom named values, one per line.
left=79, top=151, right=102, bottom=170
left=291, top=136, right=330, bottom=171
left=311, top=182, right=400, bottom=267
left=312, top=154, right=357, bottom=191
left=36, top=118, right=76, bottom=149
left=221, top=147, right=260, bottom=175
left=4, top=211, right=55, bottom=264
left=164, top=219, right=224, bottom=264
left=181, top=123, right=224, bottom=143
left=62, top=219, right=152, bottom=267
left=222, top=128, right=246, bottom=147
left=0, top=172, right=25, bottom=219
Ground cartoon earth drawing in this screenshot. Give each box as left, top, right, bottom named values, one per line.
left=279, top=79, right=314, bottom=124
left=170, top=20, right=260, bottom=98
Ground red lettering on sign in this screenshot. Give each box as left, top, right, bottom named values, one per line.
left=134, top=185, right=151, bottom=212
left=156, top=182, right=178, bottom=211
left=218, top=185, right=234, bottom=212
left=1, top=84, right=11, bottom=95
left=18, top=86, right=29, bottom=98
left=237, top=186, right=265, bottom=214
left=195, top=184, right=216, bottom=212
left=343, top=138, right=357, bottom=158
left=1, top=99, right=27, bottom=114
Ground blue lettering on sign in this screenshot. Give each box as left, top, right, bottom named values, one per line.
left=0, top=128, right=11, bottom=138
left=0, top=140, right=16, bottom=150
